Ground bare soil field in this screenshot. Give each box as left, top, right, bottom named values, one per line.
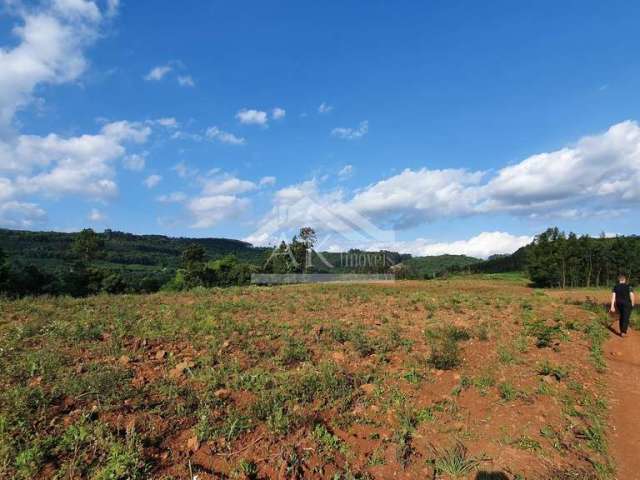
left=0, top=278, right=620, bottom=479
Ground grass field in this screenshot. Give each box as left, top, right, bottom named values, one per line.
left=0, top=278, right=615, bottom=479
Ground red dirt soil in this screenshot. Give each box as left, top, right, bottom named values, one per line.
left=605, top=330, right=640, bottom=480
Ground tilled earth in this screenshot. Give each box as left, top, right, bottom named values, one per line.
left=0, top=278, right=614, bottom=479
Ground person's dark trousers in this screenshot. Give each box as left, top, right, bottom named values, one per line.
left=618, top=302, right=633, bottom=334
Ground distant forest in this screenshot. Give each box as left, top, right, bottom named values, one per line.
left=1, top=226, right=637, bottom=297
left=0, top=228, right=479, bottom=297
left=473, top=227, right=640, bottom=288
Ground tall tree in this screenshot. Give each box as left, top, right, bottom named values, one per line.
left=73, top=229, right=105, bottom=262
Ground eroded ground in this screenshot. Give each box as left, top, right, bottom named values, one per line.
left=0, top=278, right=615, bottom=479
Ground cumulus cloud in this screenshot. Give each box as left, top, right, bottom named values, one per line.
left=0, top=120, right=151, bottom=201
left=106, top=0, right=120, bottom=17
left=244, top=179, right=394, bottom=248
left=259, top=176, right=276, bottom=186
left=350, top=168, right=484, bottom=228
left=201, top=176, right=256, bottom=196
left=144, top=65, right=172, bottom=81
left=236, top=108, right=268, bottom=126
left=0, top=200, right=46, bottom=228
left=318, top=102, right=333, bottom=114
left=369, top=232, right=532, bottom=259
left=331, top=120, right=368, bottom=140
left=0, top=0, right=107, bottom=131
left=156, top=191, right=187, bottom=203
left=177, top=75, right=195, bottom=87
left=272, top=107, right=286, bottom=120
left=348, top=120, right=640, bottom=226
left=154, top=117, right=178, bottom=128
left=122, top=153, right=146, bottom=171
left=338, top=164, right=353, bottom=179
left=247, top=120, right=640, bottom=251
left=187, top=195, right=250, bottom=228
left=205, top=126, right=245, bottom=145
left=173, top=161, right=198, bottom=179
left=144, top=63, right=194, bottom=87
left=88, top=207, right=105, bottom=222
left=143, top=174, right=161, bottom=188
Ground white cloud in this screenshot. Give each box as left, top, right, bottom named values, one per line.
left=100, top=120, right=151, bottom=143
left=0, top=0, right=106, bottom=131
left=173, top=161, right=198, bottom=178
left=144, top=174, right=161, bottom=188
left=318, top=102, right=333, bottom=114
left=155, top=117, right=178, bottom=128
left=88, top=207, right=105, bottom=222
left=350, top=168, right=484, bottom=228
left=272, top=107, right=286, bottom=120
left=331, top=120, right=368, bottom=140
left=338, top=164, right=353, bottom=179
left=205, top=126, right=245, bottom=145
left=144, top=65, right=172, bottom=81
left=369, top=232, right=532, bottom=259
left=244, top=178, right=394, bottom=248
left=187, top=195, right=250, bottom=228
left=106, top=0, right=120, bottom=17
left=156, top=191, right=187, bottom=203
left=236, top=108, right=268, bottom=126
left=259, top=176, right=276, bottom=186
left=0, top=120, right=151, bottom=200
left=177, top=75, right=195, bottom=87
left=0, top=200, right=46, bottom=228
left=347, top=120, right=640, bottom=227
left=122, top=153, right=146, bottom=171
left=201, top=176, right=256, bottom=196
left=171, top=130, right=203, bottom=142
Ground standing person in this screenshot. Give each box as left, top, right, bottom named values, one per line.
left=610, top=274, right=635, bottom=337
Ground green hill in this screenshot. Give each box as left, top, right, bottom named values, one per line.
left=403, top=254, right=482, bottom=278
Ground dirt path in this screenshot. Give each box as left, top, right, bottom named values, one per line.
left=605, top=327, right=640, bottom=479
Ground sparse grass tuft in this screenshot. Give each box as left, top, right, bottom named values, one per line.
left=429, top=441, right=483, bottom=478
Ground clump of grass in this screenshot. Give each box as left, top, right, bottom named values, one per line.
left=475, top=323, right=489, bottom=341
left=498, top=382, right=519, bottom=401
left=92, top=428, right=148, bottom=480
left=514, top=435, right=541, bottom=451
left=237, top=459, right=259, bottom=480
left=497, top=344, right=515, bottom=364
left=279, top=336, right=310, bottom=365
left=351, top=327, right=376, bottom=357
left=525, top=319, right=562, bottom=348
left=429, top=441, right=482, bottom=478
left=312, top=423, right=347, bottom=455
left=584, top=316, right=608, bottom=373
left=537, top=360, right=569, bottom=381
left=473, top=374, right=496, bottom=396
left=428, top=336, right=461, bottom=370
left=426, top=325, right=468, bottom=370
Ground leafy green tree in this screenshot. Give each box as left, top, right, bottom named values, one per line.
left=264, top=227, right=317, bottom=274
left=181, top=243, right=207, bottom=266
left=73, top=228, right=105, bottom=262
left=101, top=273, right=127, bottom=294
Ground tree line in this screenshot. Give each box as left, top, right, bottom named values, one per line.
left=526, top=228, right=640, bottom=288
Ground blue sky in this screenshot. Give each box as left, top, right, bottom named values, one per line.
left=1, top=0, right=639, bottom=257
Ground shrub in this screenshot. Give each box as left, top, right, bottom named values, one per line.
left=428, top=336, right=461, bottom=370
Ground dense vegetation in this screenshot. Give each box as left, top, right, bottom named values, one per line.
left=472, top=228, right=640, bottom=288
left=526, top=228, right=640, bottom=288
left=0, top=228, right=482, bottom=297
left=0, top=228, right=272, bottom=297
left=4, top=226, right=636, bottom=296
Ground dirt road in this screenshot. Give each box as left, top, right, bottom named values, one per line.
left=605, top=327, right=640, bottom=479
